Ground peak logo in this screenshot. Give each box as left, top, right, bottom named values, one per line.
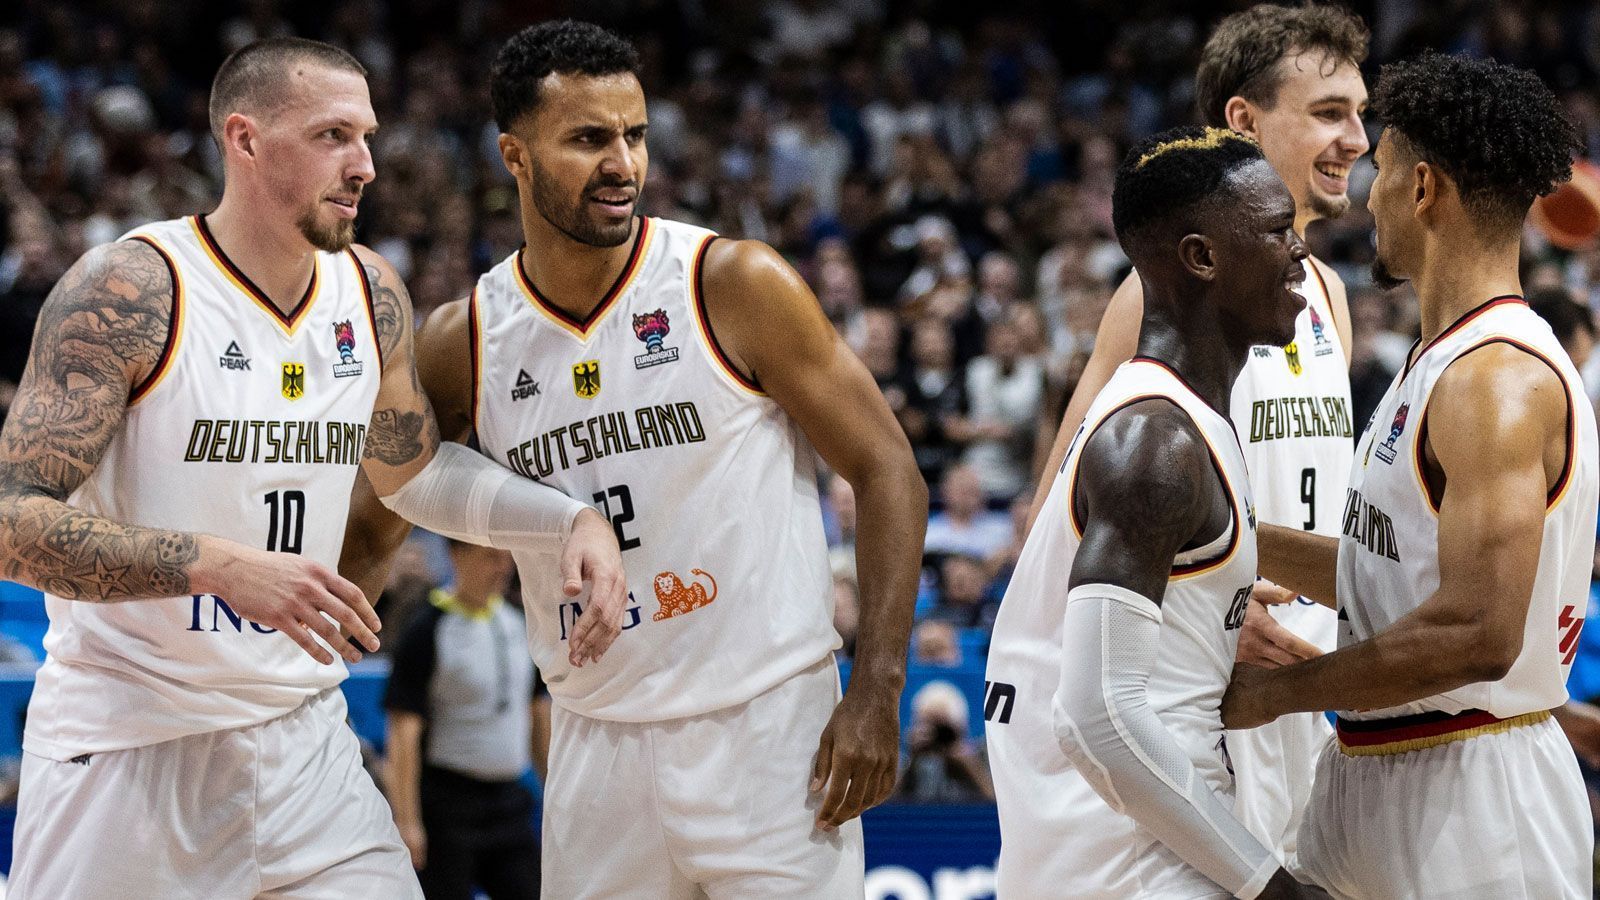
left=219, top=341, right=251, bottom=371
left=512, top=369, right=542, bottom=402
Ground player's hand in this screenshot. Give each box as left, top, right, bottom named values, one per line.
left=563, top=508, right=629, bottom=667
left=1220, top=663, right=1279, bottom=730
left=398, top=818, right=427, bottom=870
left=811, top=688, right=900, bottom=830
left=1257, top=866, right=1331, bottom=899
left=196, top=538, right=381, bottom=665
left=1251, top=579, right=1299, bottom=606
left=1237, top=597, right=1323, bottom=668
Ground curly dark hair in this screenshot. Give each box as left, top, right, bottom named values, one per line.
left=490, top=20, right=640, bottom=133
left=1196, top=3, right=1369, bottom=127
left=1112, top=126, right=1267, bottom=253
left=1373, top=51, right=1580, bottom=227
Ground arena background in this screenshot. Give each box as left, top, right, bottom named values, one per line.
left=0, top=1, right=1598, bottom=898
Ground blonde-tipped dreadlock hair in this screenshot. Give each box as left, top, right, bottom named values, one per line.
left=1136, top=127, right=1258, bottom=170
left=1113, top=125, right=1268, bottom=252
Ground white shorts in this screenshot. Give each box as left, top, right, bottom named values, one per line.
left=986, top=674, right=1229, bottom=899
left=541, top=657, right=864, bottom=899
left=1296, top=711, right=1592, bottom=899
left=9, top=688, right=420, bottom=900
left=1229, top=600, right=1336, bottom=854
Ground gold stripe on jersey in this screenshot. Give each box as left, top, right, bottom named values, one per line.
left=347, top=250, right=383, bottom=371
left=514, top=217, right=654, bottom=340
left=1410, top=335, right=1580, bottom=517
left=189, top=215, right=322, bottom=336
left=468, top=286, right=483, bottom=437
left=126, top=236, right=185, bottom=406
left=1337, top=709, right=1550, bottom=757
left=689, top=234, right=765, bottom=396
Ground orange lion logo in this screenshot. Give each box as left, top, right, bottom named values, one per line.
left=652, top=568, right=717, bottom=621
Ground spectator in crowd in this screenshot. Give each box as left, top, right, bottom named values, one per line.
left=384, top=541, right=542, bottom=900
left=903, top=318, right=967, bottom=482
left=912, top=619, right=962, bottom=667
left=896, top=681, right=993, bottom=803
left=956, top=310, right=1044, bottom=498
left=927, top=553, right=999, bottom=631
left=924, top=464, right=1011, bottom=559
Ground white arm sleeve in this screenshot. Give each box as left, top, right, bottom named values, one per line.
left=1051, top=583, right=1280, bottom=900
left=377, top=441, right=588, bottom=552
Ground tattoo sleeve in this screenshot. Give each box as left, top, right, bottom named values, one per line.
left=0, top=240, right=202, bottom=600
left=359, top=255, right=441, bottom=479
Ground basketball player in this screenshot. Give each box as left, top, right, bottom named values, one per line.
left=986, top=126, right=1326, bottom=899
left=0, top=38, right=624, bottom=898
left=1029, top=3, right=1370, bottom=854
left=1222, top=53, right=1597, bottom=898
left=340, top=21, right=927, bottom=898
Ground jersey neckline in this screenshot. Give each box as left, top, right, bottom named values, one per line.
left=1401, top=294, right=1527, bottom=379
left=514, top=216, right=653, bottom=339
left=191, top=215, right=321, bottom=335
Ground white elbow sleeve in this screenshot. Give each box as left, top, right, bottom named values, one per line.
left=378, top=441, right=588, bottom=552
left=1052, top=583, right=1279, bottom=899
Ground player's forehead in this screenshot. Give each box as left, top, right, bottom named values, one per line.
left=1227, top=158, right=1295, bottom=221
left=1270, top=49, right=1367, bottom=109
left=530, top=71, right=646, bottom=133
left=279, top=65, right=376, bottom=131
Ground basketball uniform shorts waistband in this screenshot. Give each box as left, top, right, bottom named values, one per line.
left=1335, top=707, right=1552, bottom=757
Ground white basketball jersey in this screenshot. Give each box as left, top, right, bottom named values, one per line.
left=470, top=217, right=837, bottom=722
left=1338, top=296, right=1599, bottom=720
left=1231, top=260, right=1351, bottom=649
left=989, top=357, right=1259, bottom=809
left=25, top=216, right=382, bottom=760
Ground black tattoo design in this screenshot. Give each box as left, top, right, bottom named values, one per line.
left=358, top=255, right=441, bottom=469
left=0, top=241, right=201, bottom=600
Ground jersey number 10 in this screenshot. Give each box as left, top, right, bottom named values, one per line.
left=264, top=490, right=306, bottom=555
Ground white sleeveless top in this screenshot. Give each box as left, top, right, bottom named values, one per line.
left=26, top=216, right=382, bottom=759
left=1338, top=297, right=1599, bottom=720
left=469, top=217, right=837, bottom=722
left=1231, top=261, right=1352, bottom=648
left=989, top=357, right=1259, bottom=791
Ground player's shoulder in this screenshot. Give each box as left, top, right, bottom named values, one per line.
left=51, top=239, right=175, bottom=319
left=418, top=295, right=472, bottom=356
left=1436, top=339, right=1568, bottom=416
left=701, top=237, right=807, bottom=299
left=349, top=243, right=401, bottom=286
left=1081, top=398, right=1211, bottom=501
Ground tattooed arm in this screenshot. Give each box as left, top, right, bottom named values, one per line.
left=0, top=241, right=198, bottom=599
left=0, top=240, right=379, bottom=662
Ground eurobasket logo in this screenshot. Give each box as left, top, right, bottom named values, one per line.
left=331, top=320, right=364, bottom=378
left=1309, top=306, right=1335, bottom=357
left=633, top=308, right=680, bottom=369
left=1373, top=401, right=1410, bottom=464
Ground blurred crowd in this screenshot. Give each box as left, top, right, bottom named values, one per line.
left=3, top=0, right=1600, bottom=806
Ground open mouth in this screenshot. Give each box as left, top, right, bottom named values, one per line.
left=1314, top=162, right=1350, bottom=192
left=326, top=196, right=360, bottom=218
left=589, top=193, right=635, bottom=213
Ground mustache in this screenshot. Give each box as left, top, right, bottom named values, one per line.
left=584, top=177, right=637, bottom=194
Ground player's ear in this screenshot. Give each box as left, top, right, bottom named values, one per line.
left=222, top=112, right=258, bottom=162
left=498, top=132, right=529, bottom=179
left=1223, top=97, right=1257, bottom=140
left=1178, top=234, right=1216, bottom=282
left=1412, top=161, right=1439, bottom=221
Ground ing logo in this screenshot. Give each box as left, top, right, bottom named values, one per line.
left=652, top=568, right=717, bottom=620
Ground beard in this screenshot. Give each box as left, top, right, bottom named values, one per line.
left=1308, top=190, right=1351, bottom=221
left=297, top=206, right=356, bottom=253
left=529, top=159, right=636, bottom=248
left=1371, top=256, right=1407, bottom=290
